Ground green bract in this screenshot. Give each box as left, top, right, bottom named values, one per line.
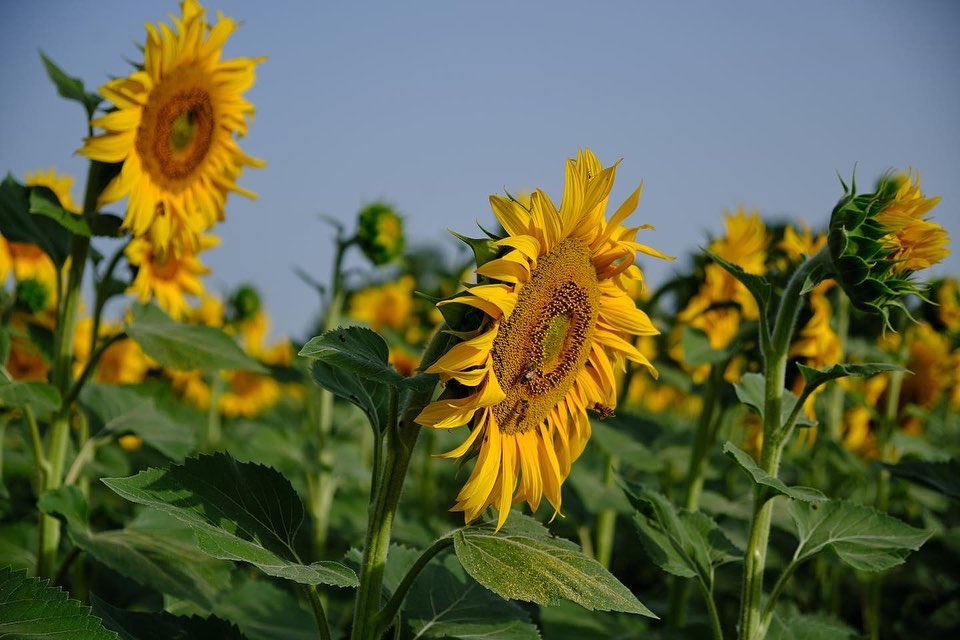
left=356, top=202, right=404, bottom=265
left=827, top=174, right=926, bottom=326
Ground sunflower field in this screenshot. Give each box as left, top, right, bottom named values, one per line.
left=1, top=3, right=958, bottom=640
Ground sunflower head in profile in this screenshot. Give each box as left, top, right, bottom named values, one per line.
left=416, top=149, right=671, bottom=529
left=79, top=0, right=264, bottom=253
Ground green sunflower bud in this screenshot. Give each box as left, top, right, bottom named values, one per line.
left=827, top=171, right=948, bottom=328
left=356, top=202, right=404, bottom=266
left=14, top=278, right=49, bottom=313
left=230, top=284, right=261, bottom=321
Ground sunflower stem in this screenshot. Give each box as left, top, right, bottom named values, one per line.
left=37, top=159, right=104, bottom=579
left=824, top=289, right=850, bottom=441
left=594, top=454, right=619, bottom=570
left=351, top=328, right=454, bottom=640
left=738, top=248, right=829, bottom=640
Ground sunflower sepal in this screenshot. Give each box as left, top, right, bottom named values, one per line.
left=449, top=230, right=498, bottom=269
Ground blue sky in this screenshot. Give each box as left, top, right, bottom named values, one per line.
left=2, top=1, right=958, bottom=338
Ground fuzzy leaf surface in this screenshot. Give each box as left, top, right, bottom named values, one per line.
left=102, top=453, right=358, bottom=587
left=734, top=373, right=817, bottom=428
left=724, top=442, right=826, bottom=503
left=453, top=513, right=655, bottom=617
left=0, top=566, right=117, bottom=639
left=0, top=379, right=61, bottom=417
left=788, top=499, right=931, bottom=572
left=126, top=303, right=265, bottom=373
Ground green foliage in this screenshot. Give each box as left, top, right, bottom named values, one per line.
left=39, top=52, right=101, bottom=117
left=625, top=484, right=741, bottom=589
left=93, top=594, right=247, bottom=640
left=734, top=372, right=817, bottom=428
left=125, top=303, right=266, bottom=373
left=723, top=442, right=826, bottom=504
left=882, top=458, right=960, bottom=499
left=681, top=326, right=735, bottom=366
left=766, top=610, right=859, bottom=640
left=453, top=513, right=655, bottom=617
left=405, top=554, right=541, bottom=640
left=82, top=384, right=195, bottom=460
left=29, top=186, right=91, bottom=235
left=39, top=487, right=230, bottom=610
left=300, top=326, right=434, bottom=392
left=0, top=378, right=61, bottom=417
left=102, top=453, right=358, bottom=587
left=0, top=566, right=117, bottom=639
left=796, top=362, right=904, bottom=394
left=787, top=500, right=931, bottom=572
left=0, top=174, right=71, bottom=266
left=704, top=250, right=771, bottom=315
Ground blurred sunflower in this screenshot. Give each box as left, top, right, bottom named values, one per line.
left=416, top=149, right=670, bottom=529
left=25, top=168, right=80, bottom=213
left=73, top=317, right=153, bottom=385
left=347, top=275, right=416, bottom=332
left=79, top=0, right=264, bottom=253
left=126, top=233, right=218, bottom=319
left=779, top=220, right=826, bottom=263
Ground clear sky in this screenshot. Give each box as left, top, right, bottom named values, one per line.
left=2, top=1, right=958, bottom=339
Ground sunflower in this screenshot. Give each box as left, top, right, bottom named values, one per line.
left=126, top=232, right=218, bottom=319
left=79, top=0, right=264, bottom=253
left=25, top=168, right=80, bottom=214
left=73, top=317, right=153, bottom=385
left=347, top=275, right=416, bottom=332
left=415, top=149, right=670, bottom=529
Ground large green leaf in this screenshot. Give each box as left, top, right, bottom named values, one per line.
left=39, top=486, right=230, bottom=610
left=788, top=499, right=931, bottom=572
left=92, top=595, right=246, bottom=640
left=734, top=373, right=816, bottom=428
left=453, top=513, right=655, bottom=617
left=29, top=187, right=91, bottom=236
left=796, top=362, right=903, bottom=395
left=299, top=326, right=435, bottom=392
left=766, top=610, right=859, bottom=640
left=125, top=303, right=265, bottom=372
left=0, top=566, right=117, bottom=639
left=0, top=378, right=61, bottom=417
left=882, top=459, right=960, bottom=500
left=102, top=453, right=358, bottom=587
left=40, top=52, right=101, bottom=116
left=626, top=485, right=740, bottom=590
left=81, top=384, right=194, bottom=460
left=588, top=418, right=661, bottom=472
left=406, top=554, right=540, bottom=640
left=310, top=360, right=391, bottom=433
left=723, top=442, right=826, bottom=504
left=0, top=174, right=71, bottom=266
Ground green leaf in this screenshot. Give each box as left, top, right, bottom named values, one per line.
left=81, top=384, right=194, bottom=461
left=681, top=326, right=732, bottom=366
left=91, top=213, right=125, bottom=237
left=126, top=303, right=266, bottom=372
left=0, top=565, right=117, bottom=639
left=788, top=499, right=931, bottom=572
left=0, top=174, right=71, bottom=266
left=406, top=554, right=540, bottom=640
left=766, top=610, right=859, bottom=640
left=734, top=373, right=816, bottom=428
left=40, top=52, right=101, bottom=116
left=723, top=442, right=826, bottom=503
left=310, top=361, right=391, bottom=432
left=299, top=326, right=433, bottom=391
left=29, top=187, right=90, bottom=236
left=102, top=453, right=358, bottom=588
left=92, top=595, right=247, bottom=640
left=705, top=250, right=771, bottom=311
left=39, top=486, right=230, bottom=611
left=625, top=484, right=740, bottom=590
left=589, top=418, right=661, bottom=473
left=796, top=362, right=903, bottom=394
left=0, top=378, right=61, bottom=417
left=449, top=230, right=499, bottom=269
left=882, top=459, right=960, bottom=499
left=567, top=466, right=633, bottom=514
left=453, top=513, right=655, bottom=617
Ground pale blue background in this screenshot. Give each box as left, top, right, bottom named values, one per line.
left=1, top=1, right=958, bottom=338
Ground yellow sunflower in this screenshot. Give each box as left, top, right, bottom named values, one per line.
left=25, top=168, right=80, bottom=213
left=875, top=171, right=948, bottom=274
left=347, top=275, right=416, bottom=332
left=73, top=317, right=153, bottom=385
left=415, top=149, right=670, bottom=529
left=126, top=232, right=218, bottom=319
left=79, top=0, right=264, bottom=253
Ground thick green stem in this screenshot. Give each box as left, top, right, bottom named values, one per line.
left=351, top=329, right=453, bottom=640
left=738, top=249, right=829, bottom=640
left=594, top=454, right=619, bottom=570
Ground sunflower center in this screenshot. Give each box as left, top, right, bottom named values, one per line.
left=490, top=239, right=600, bottom=436
left=136, top=69, right=216, bottom=189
